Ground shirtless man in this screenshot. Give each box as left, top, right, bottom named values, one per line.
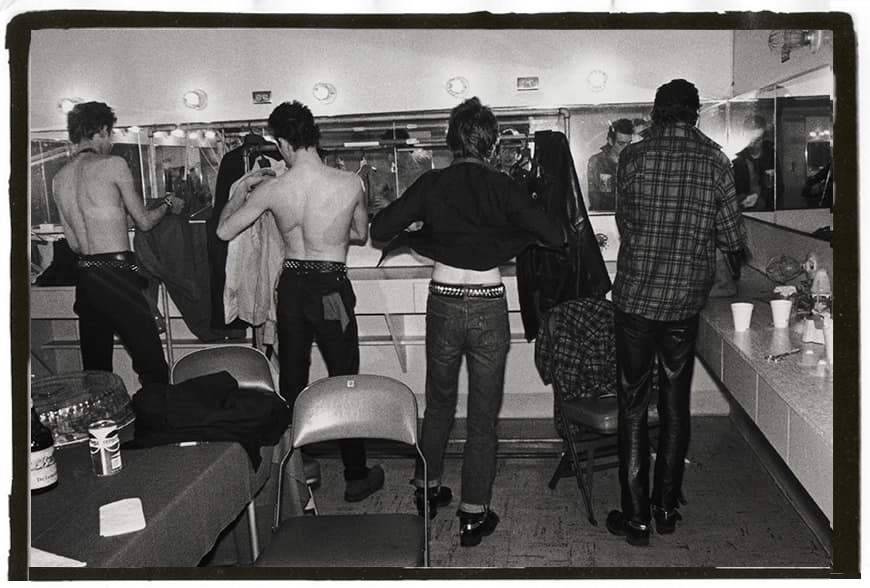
left=217, top=100, right=383, bottom=503
left=52, top=101, right=182, bottom=385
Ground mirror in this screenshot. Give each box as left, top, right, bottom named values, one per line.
left=726, top=65, right=833, bottom=239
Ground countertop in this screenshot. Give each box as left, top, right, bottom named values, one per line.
left=699, top=267, right=833, bottom=447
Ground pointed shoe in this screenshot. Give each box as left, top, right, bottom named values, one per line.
left=605, top=510, right=650, bottom=547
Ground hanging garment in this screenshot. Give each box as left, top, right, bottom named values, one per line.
left=516, top=130, right=611, bottom=341
left=223, top=160, right=287, bottom=345
left=133, top=214, right=235, bottom=343
left=207, top=136, right=282, bottom=330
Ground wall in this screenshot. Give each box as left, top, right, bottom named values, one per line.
left=29, top=28, right=733, bottom=130
left=732, top=29, right=834, bottom=96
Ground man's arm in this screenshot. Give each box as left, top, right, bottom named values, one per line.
left=111, top=157, right=178, bottom=231
left=369, top=176, right=426, bottom=242
left=349, top=178, right=369, bottom=245
left=216, top=168, right=277, bottom=241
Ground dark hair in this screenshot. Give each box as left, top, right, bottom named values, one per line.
left=446, top=97, right=498, bottom=160
left=67, top=101, right=116, bottom=144
left=651, top=79, right=700, bottom=126
left=267, top=100, right=321, bottom=150
left=608, top=118, right=635, bottom=142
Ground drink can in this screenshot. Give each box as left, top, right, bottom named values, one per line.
left=88, top=419, right=122, bottom=476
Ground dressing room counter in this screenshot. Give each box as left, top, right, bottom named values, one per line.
left=696, top=266, right=833, bottom=526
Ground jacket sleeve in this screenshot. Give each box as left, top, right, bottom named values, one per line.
left=369, top=175, right=427, bottom=242
left=504, top=182, right=565, bottom=249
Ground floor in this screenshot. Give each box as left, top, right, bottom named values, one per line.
left=303, top=416, right=831, bottom=573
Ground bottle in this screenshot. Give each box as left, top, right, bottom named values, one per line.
left=30, top=405, right=58, bottom=493
left=810, top=268, right=832, bottom=313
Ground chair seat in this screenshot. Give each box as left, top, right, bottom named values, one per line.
left=255, top=513, right=425, bottom=567
left=561, top=394, right=620, bottom=433
left=561, top=394, right=660, bottom=435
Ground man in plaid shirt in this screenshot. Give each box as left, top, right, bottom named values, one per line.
left=606, top=79, right=747, bottom=546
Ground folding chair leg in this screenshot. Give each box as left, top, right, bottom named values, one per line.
left=556, top=413, right=597, bottom=526
left=548, top=450, right=572, bottom=489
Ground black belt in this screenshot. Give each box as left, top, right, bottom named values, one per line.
left=282, top=259, right=347, bottom=274
left=429, top=281, right=505, bottom=299
left=77, top=252, right=140, bottom=272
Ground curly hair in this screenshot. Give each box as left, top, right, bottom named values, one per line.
left=267, top=100, right=321, bottom=150
left=446, top=97, right=498, bottom=160
left=651, top=79, right=700, bottom=126
left=67, top=101, right=116, bottom=144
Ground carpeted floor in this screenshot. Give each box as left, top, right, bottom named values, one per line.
left=304, top=416, right=830, bottom=572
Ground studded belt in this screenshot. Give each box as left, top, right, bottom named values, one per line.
left=429, top=281, right=505, bottom=299
left=282, top=259, right=347, bottom=274
left=77, top=252, right=140, bottom=273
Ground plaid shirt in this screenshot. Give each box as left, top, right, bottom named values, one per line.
left=534, top=298, right=617, bottom=437
left=613, top=123, right=747, bottom=321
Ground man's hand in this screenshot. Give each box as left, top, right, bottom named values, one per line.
left=740, top=193, right=759, bottom=208
left=239, top=168, right=278, bottom=197
left=166, top=195, right=185, bottom=215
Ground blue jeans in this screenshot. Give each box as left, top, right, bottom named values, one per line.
left=414, top=290, right=510, bottom=509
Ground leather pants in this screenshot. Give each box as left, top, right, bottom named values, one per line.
left=614, top=309, right=698, bottom=524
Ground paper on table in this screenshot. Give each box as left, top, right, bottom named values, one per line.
left=99, top=497, right=146, bottom=537
left=30, top=547, right=86, bottom=567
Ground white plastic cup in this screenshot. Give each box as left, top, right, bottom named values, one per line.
left=769, top=299, right=793, bottom=328
left=730, top=302, right=754, bottom=332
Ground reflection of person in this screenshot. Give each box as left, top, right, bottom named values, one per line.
left=802, top=161, right=833, bottom=208
left=371, top=97, right=565, bottom=547
left=51, top=101, right=182, bottom=385
left=732, top=115, right=776, bottom=210
left=632, top=117, right=651, bottom=142
left=587, top=118, right=634, bottom=211
left=217, top=100, right=385, bottom=503
left=608, top=80, right=747, bottom=546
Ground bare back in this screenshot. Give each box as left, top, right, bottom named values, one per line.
left=263, top=159, right=366, bottom=263
left=52, top=153, right=133, bottom=255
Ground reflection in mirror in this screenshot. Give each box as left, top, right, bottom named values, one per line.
left=727, top=65, right=833, bottom=213
left=571, top=102, right=726, bottom=214
left=152, top=130, right=221, bottom=220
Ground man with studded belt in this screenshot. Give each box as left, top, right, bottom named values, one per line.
left=217, top=100, right=384, bottom=503
left=52, top=101, right=183, bottom=386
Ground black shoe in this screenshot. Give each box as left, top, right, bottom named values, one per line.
left=605, top=510, right=650, bottom=547
left=415, top=486, right=453, bottom=519
left=458, top=508, right=500, bottom=547
left=652, top=505, right=682, bottom=534
left=344, top=465, right=385, bottom=502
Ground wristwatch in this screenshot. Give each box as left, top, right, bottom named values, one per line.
left=162, top=196, right=173, bottom=209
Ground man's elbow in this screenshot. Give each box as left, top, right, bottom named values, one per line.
left=216, top=223, right=233, bottom=241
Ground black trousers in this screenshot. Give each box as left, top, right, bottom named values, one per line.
left=276, top=268, right=368, bottom=481
left=74, top=254, right=169, bottom=386
left=614, top=308, right=698, bottom=523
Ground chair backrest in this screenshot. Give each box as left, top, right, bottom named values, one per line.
left=171, top=346, right=279, bottom=398
left=291, top=374, right=419, bottom=449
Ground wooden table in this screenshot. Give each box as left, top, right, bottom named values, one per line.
left=30, top=441, right=261, bottom=570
